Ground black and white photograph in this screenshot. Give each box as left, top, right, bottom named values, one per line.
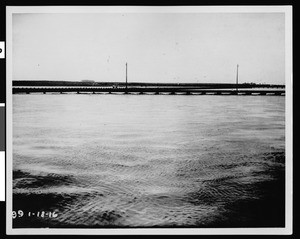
left=6, top=6, right=292, bottom=235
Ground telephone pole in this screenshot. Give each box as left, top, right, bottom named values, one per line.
left=236, top=64, right=239, bottom=91
left=125, top=62, right=128, bottom=90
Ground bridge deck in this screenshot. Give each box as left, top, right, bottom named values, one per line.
left=13, top=87, right=285, bottom=96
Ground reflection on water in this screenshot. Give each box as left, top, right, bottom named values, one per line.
left=13, top=94, right=285, bottom=228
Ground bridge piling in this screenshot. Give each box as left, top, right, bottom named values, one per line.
left=12, top=86, right=285, bottom=96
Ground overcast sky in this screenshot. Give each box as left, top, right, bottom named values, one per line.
left=12, top=12, right=285, bottom=84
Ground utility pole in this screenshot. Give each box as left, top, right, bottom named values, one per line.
left=126, top=62, right=128, bottom=90
left=236, top=64, right=239, bottom=91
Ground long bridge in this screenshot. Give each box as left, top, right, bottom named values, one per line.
left=12, top=63, right=285, bottom=96
left=13, top=86, right=285, bottom=96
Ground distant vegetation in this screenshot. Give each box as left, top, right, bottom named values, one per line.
left=13, top=80, right=285, bottom=89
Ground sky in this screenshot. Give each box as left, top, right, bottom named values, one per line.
left=12, top=12, right=285, bottom=84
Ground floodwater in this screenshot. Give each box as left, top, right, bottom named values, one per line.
left=12, top=94, right=285, bottom=228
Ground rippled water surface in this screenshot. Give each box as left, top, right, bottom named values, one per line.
left=12, top=94, right=285, bottom=228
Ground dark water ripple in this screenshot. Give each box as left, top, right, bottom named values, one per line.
left=13, top=149, right=285, bottom=227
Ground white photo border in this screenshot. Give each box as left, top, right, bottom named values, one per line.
left=6, top=5, right=293, bottom=235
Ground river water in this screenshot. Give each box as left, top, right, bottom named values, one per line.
left=12, top=94, right=285, bottom=228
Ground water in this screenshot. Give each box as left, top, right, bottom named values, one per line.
left=12, top=94, right=285, bottom=228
